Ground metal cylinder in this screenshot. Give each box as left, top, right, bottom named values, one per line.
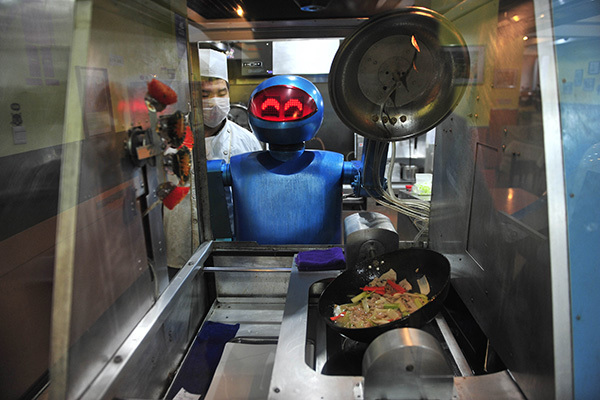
left=362, top=328, right=454, bottom=400
left=401, top=165, right=418, bottom=182
left=343, top=211, right=398, bottom=269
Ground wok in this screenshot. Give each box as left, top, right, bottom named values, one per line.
left=318, top=248, right=451, bottom=343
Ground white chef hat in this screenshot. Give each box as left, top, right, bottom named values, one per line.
left=199, top=48, right=228, bottom=82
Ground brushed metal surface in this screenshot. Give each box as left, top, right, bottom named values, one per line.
left=215, top=270, right=291, bottom=299
left=204, top=342, right=278, bottom=400
left=429, top=2, right=558, bottom=395
left=53, top=177, right=156, bottom=400
left=268, top=261, right=522, bottom=400
left=343, top=211, right=399, bottom=269
left=80, top=241, right=212, bottom=399
left=208, top=301, right=284, bottom=339
left=210, top=248, right=296, bottom=299
left=455, top=371, right=525, bottom=400
left=328, top=8, right=469, bottom=141
left=362, top=328, right=454, bottom=400
left=431, top=116, right=554, bottom=400
left=144, top=160, right=170, bottom=295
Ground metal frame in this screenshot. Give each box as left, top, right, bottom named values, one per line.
left=188, top=15, right=364, bottom=42
left=534, top=0, right=573, bottom=397
left=79, top=241, right=213, bottom=399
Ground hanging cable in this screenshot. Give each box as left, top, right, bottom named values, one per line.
left=361, top=137, right=430, bottom=244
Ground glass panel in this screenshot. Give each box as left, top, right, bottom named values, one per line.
left=51, top=2, right=190, bottom=397
left=429, top=0, right=556, bottom=398
left=553, top=0, right=600, bottom=397
left=0, top=3, right=74, bottom=398
left=0, top=0, right=190, bottom=398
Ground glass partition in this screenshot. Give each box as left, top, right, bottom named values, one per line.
left=0, top=0, right=191, bottom=398
left=551, top=0, right=600, bottom=397
left=50, top=2, right=191, bottom=397
left=0, top=3, right=75, bottom=398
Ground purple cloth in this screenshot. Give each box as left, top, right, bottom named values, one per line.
left=295, top=247, right=346, bottom=271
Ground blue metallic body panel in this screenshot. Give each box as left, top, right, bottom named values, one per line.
left=229, top=150, right=344, bottom=244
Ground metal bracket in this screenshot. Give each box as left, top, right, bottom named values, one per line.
left=125, top=126, right=160, bottom=167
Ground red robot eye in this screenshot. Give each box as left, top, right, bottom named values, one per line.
left=249, top=85, right=317, bottom=122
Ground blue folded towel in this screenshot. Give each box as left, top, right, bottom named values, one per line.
left=295, top=247, right=346, bottom=271
left=165, top=321, right=240, bottom=399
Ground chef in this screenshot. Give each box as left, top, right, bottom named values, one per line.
left=200, top=47, right=262, bottom=237
left=199, top=47, right=262, bottom=162
left=164, top=47, right=262, bottom=279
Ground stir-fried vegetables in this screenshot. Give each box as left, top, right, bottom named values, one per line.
left=330, top=269, right=431, bottom=329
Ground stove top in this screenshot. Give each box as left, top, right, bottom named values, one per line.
left=267, top=267, right=471, bottom=400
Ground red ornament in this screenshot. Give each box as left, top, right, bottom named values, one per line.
left=147, top=79, right=178, bottom=106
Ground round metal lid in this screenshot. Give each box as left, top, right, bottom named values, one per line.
left=329, top=7, right=470, bottom=141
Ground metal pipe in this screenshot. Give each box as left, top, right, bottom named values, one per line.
left=203, top=267, right=292, bottom=273
left=435, top=315, right=473, bottom=377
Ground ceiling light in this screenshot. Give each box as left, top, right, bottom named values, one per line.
left=235, top=5, right=244, bottom=17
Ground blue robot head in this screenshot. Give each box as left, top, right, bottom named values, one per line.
left=248, top=75, right=324, bottom=150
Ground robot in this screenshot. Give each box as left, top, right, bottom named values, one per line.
left=208, top=75, right=366, bottom=245
left=206, top=8, right=471, bottom=247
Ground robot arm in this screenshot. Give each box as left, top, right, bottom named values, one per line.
left=344, top=138, right=389, bottom=199
left=207, top=159, right=231, bottom=186
left=206, top=159, right=233, bottom=238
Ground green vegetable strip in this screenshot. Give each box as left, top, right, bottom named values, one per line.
left=351, top=291, right=369, bottom=304
left=361, top=298, right=369, bottom=312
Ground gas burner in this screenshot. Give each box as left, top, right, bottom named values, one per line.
left=321, top=339, right=367, bottom=376
left=340, top=336, right=368, bottom=353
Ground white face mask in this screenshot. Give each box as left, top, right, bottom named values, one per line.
left=203, top=97, right=230, bottom=128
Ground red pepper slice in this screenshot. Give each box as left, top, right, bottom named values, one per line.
left=330, top=312, right=346, bottom=321
left=361, top=286, right=386, bottom=295
left=387, top=279, right=406, bottom=294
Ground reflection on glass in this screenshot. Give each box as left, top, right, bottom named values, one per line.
left=553, top=0, right=600, bottom=398
left=1, top=0, right=189, bottom=398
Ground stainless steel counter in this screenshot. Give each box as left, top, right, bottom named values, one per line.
left=75, top=241, right=528, bottom=399
left=193, top=258, right=526, bottom=400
